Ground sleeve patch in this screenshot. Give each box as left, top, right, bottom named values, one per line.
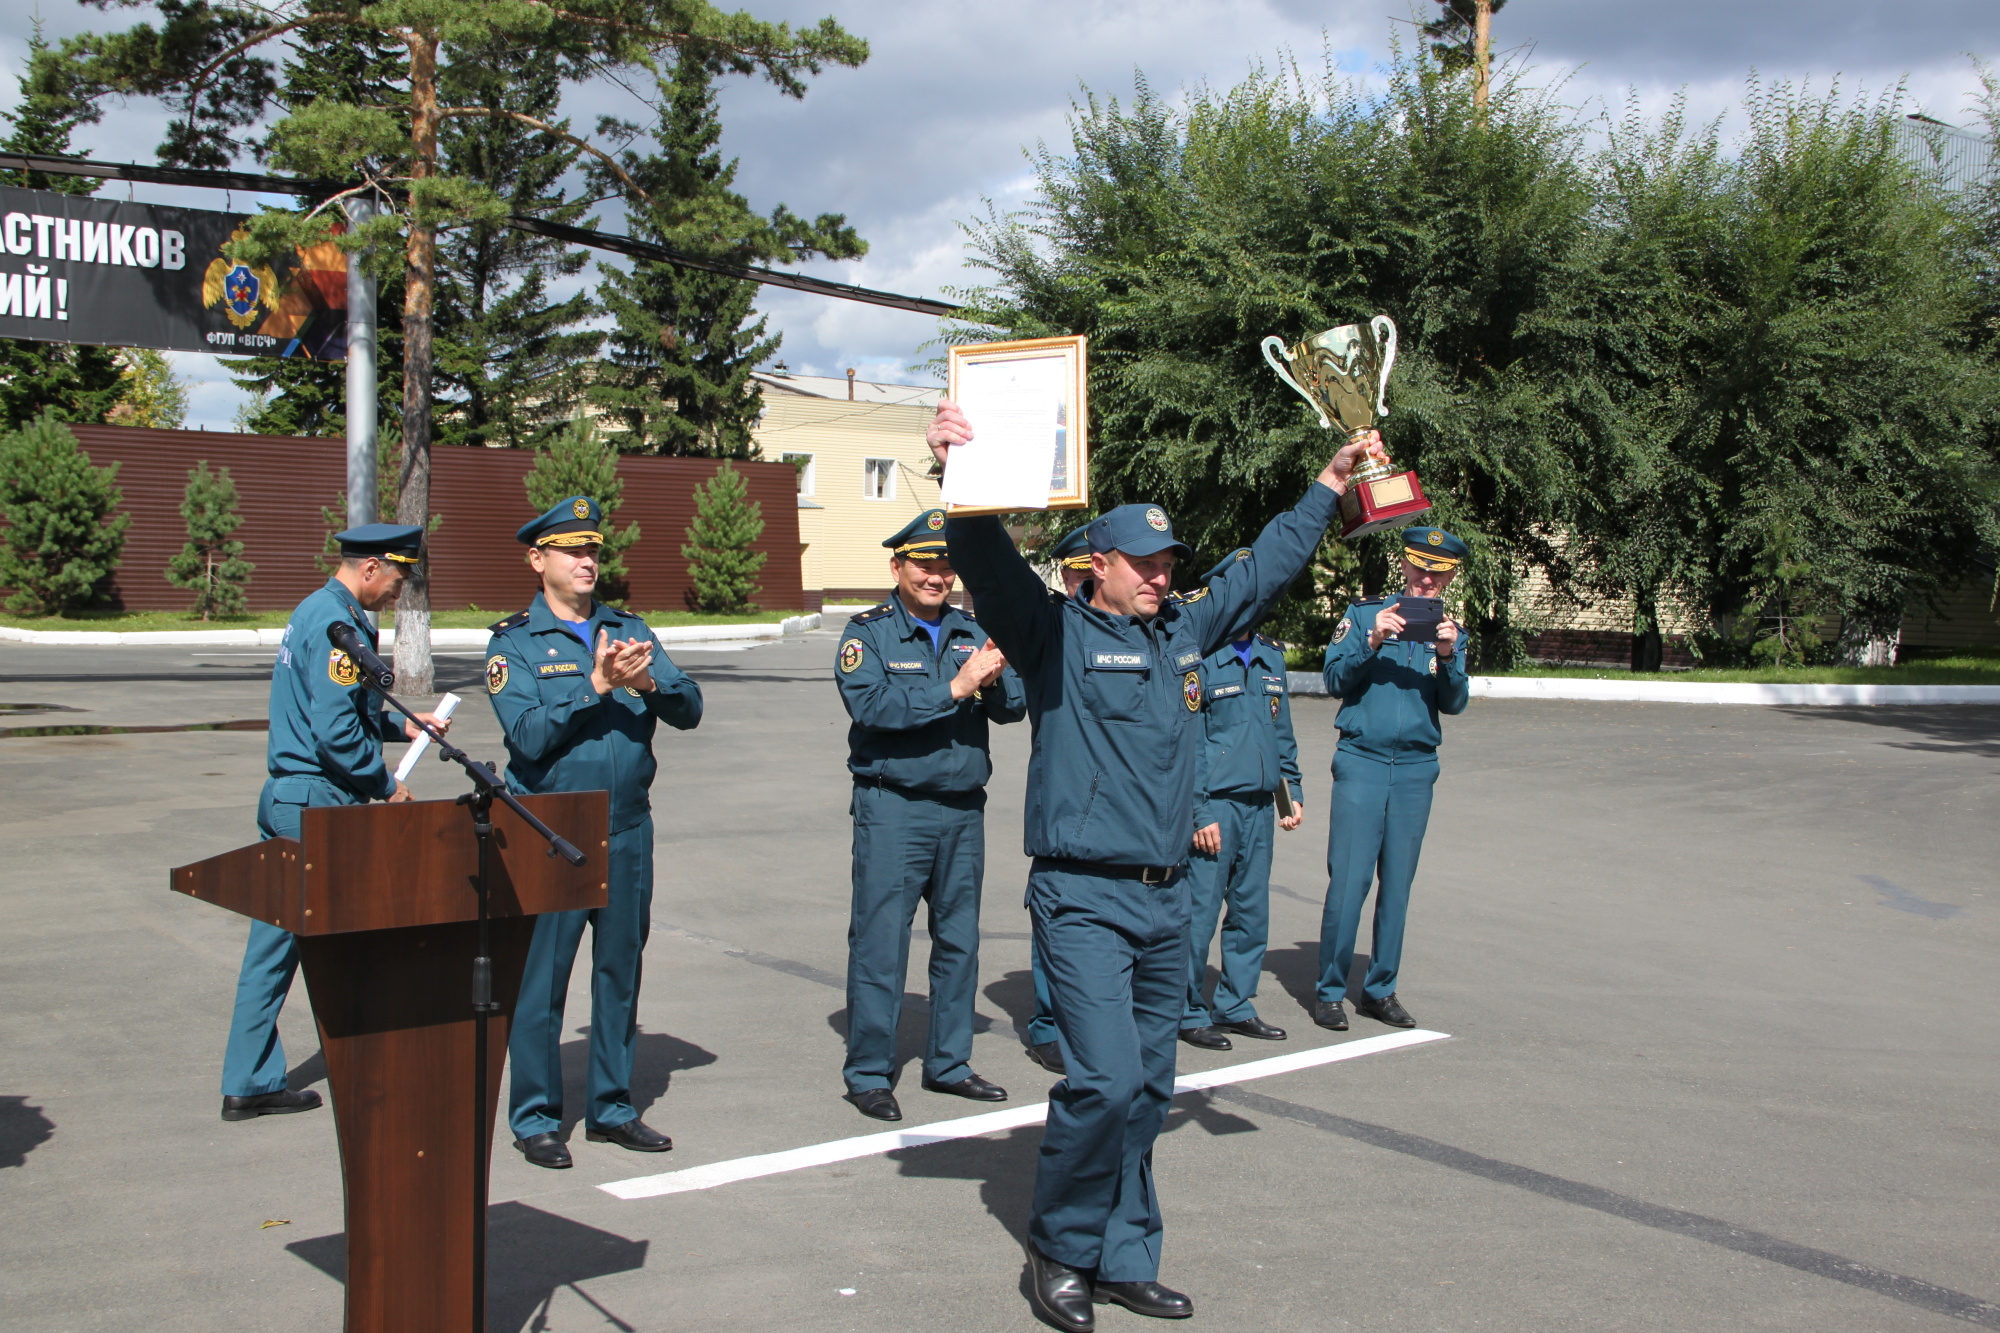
left=1332, top=618, right=1352, bottom=644
left=486, top=655, right=510, bottom=694
left=839, top=638, right=865, bottom=673
left=328, top=648, right=359, bottom=688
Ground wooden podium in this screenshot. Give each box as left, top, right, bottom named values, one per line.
left=172, top=792, right=609, bottom=1333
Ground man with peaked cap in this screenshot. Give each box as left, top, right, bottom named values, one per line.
left=1020, top=522, right=1096, bottom=1076
left=1314, top=525, right=1471, bottom=1034
left=219, top=523, right=454, bottom=1121
left=1178, top=548, right=1305, bottom=1054
left=835, top=508, right=1027, bottom=1122
left=932, top=399, right=1373, bottom=1330
left=487, top=496, right=703, bottom=1169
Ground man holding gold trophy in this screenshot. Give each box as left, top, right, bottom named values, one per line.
left=929, top=349, right=1378, bottom=1327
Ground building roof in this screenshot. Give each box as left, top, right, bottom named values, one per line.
left=753, top=371, right=942, bottom=408
left=1893, top=115, right=1996, bottom=197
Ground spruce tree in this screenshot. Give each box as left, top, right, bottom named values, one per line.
left=591, top=55, right=866, bottom=456
left=0, top=28, right=122, bottom=431
left=681, top=463, right=766, bottom=612
left=432, top=45, right=601, bottom=450
left=106, top=351, right=191, bottom=429
left=0, top=413, right=130, bottom=615
left=523, top=421, right=640, bottom=603
left=166, top=461, right=255, bottom=618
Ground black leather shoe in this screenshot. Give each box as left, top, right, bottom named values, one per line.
left=845, top=1088, right=902, bottom=1121
left=922, top=1073, right=1008, bottom=1102
left=1177, top=1026, right=1232, bottom=1051
left=1027, top=1245, right=1095, bottom=1332
left=1093, top=1279, right=1193, bottom=1319
left=513, top=1132, right=573, bottom=1169
left=585, top=1118, right=673, bottom=1152
left=1026, top=1041, right=1067, bottom=1075
left=1216, top=1015, right=1287, bottom=1041
left=1356, top=994, right=1416, bottom=1028
left=1313, top=1001, right=1349, bottom=1031
left=220, top=1088, right=322, bottom=1121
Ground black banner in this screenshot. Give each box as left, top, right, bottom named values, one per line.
left=0, top=186, right=346, bottom=360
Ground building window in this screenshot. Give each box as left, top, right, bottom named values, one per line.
left=783, top=452, right=815, bottom=497
left=863, top=457, right=896, bottom=501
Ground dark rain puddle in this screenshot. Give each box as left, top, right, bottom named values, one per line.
left=1, top=718, right=269, bottom=738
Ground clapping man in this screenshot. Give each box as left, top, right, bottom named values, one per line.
left=487, top=497, right=703, bottom=1168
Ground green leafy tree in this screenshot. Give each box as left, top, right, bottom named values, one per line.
left=0, top=412, right=130, bottom=615
left=106, top=350, right=191, bottom=429
left=165, top=461, right=255, bottom=618
left=1581, top=81, right=2000, bottom=668
left=523, top=420, right=640, bottom=603
left=63, top=0, right=866, bottom=689
left=0, top=27, right=122, bottom=431
left=681, top=461, right=765, bottom=611
left=590, top=54, right=866, bottom=456
left=954, top=51, right=1609, bottom=667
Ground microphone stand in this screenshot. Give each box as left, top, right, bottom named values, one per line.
left=345, top=653, right=583, bottom=1333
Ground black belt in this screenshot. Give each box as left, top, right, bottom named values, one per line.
left=1033, top=856, right=1182, bottom=885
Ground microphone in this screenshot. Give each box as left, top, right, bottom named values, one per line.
left=328, top=621, right=396, bottom=691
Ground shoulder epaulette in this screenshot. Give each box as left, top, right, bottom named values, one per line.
left=1353, top=596, right=1386, bottom=606
left=849, top=604, right=893, bottom=624
left=488, top=609, right=531, bottom=633
left=957, top=606, right=979, bottom=622
left=1257, top=632, right=1283, bottom=649
left=1171, top=587, right=1209, bottom=605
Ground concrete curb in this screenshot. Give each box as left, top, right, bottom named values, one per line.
left=1286, top=670, right=2000, bottom=706
left=0, top=612, right=823, bottom=649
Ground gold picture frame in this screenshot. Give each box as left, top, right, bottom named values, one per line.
left=943, top=334, right=1089, bottom=516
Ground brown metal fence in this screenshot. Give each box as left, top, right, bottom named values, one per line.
left=50, top=424, right=803, bottom=614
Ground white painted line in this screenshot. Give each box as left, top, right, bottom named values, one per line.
left=598, top=1028, right=1449, bottom=1201
left=1284, top=670, right=2000, bottom=707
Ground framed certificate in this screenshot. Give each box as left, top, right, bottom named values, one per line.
left=942, top=335, right=1088, bottom=515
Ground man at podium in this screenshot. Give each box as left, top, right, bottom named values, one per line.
left=487, top=497, right=704, bottom=1169
left=219, top=524, right=453, bottom=1122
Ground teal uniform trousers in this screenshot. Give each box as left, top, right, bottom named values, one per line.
left=1027, top=941, right=1060, bottom=1048
left=1183, top=793, right=1275, bottom=1028
left=1316, top=752, right=1438, bottom=1003
left=508, top=816, right=655, bottom=1136
left=220, top=776, right=357, bottom=1097
left=1027, top=860, right=1190, bottom=1282
left=843, top=783, right=986, bottom=1091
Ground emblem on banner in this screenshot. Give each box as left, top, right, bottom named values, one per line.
left=202, top=228, right=278, bottom=330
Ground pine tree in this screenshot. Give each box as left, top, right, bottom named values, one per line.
left=681, top=462, right=765, bottom=612
left=106, top=350, right=191, bottom=429
left=165, top=461, right=255, bottom=618
left=591, top=55, right=866, bottom=456
left=432, top=45, right=600, bottom=450
left=0, top=412, right=130, bottom=615
left=523, top=420, right=640, bottom=603
left=0, top=27, right=122, bottom=431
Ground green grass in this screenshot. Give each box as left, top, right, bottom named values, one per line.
left=1283, top=645, right=2000, bottom=685
left=0, top=607, right=804, bottom=632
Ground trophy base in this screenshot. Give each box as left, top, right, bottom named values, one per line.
left=1338, top=470, right=1432, bottom=538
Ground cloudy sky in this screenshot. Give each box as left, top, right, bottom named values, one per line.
left=3, top=1, right=1995, bottom=428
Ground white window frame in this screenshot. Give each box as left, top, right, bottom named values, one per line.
left=782, top=452, right=815, bottom=498
left=862, top=457, right=897, bottom=501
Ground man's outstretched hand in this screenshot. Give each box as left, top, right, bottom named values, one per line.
left=927, top=400, right=972, bottom=474
left=1317, top=429, right=1386, bottom=496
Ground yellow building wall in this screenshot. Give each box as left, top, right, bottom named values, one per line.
left=751, top=392, right=941, bottom=602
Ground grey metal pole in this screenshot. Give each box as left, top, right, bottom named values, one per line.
left=343, top=197, right=379, bottom=530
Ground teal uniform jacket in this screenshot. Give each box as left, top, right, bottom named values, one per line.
left=836, top=593, right=1027, bottom=792
left=1192, top=633, right=1303, bottom=826
left=267, top=577, right=404, bottom=801
left=1322, top=599, right=1471, bottom=758
left=484, top=594, right=704, bottom=831
left=944, top=481, right=1340, bottom=868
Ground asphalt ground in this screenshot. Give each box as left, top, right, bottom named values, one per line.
left=1, top=630, right=1996, bottom=1332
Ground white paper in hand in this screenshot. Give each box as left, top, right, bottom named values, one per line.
left=394, top=691, right=461, bottom=782
left=942, top=353, right=1069, bottom=511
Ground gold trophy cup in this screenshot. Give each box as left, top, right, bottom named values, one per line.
left=1261, top=315, right=1432, bottom=537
